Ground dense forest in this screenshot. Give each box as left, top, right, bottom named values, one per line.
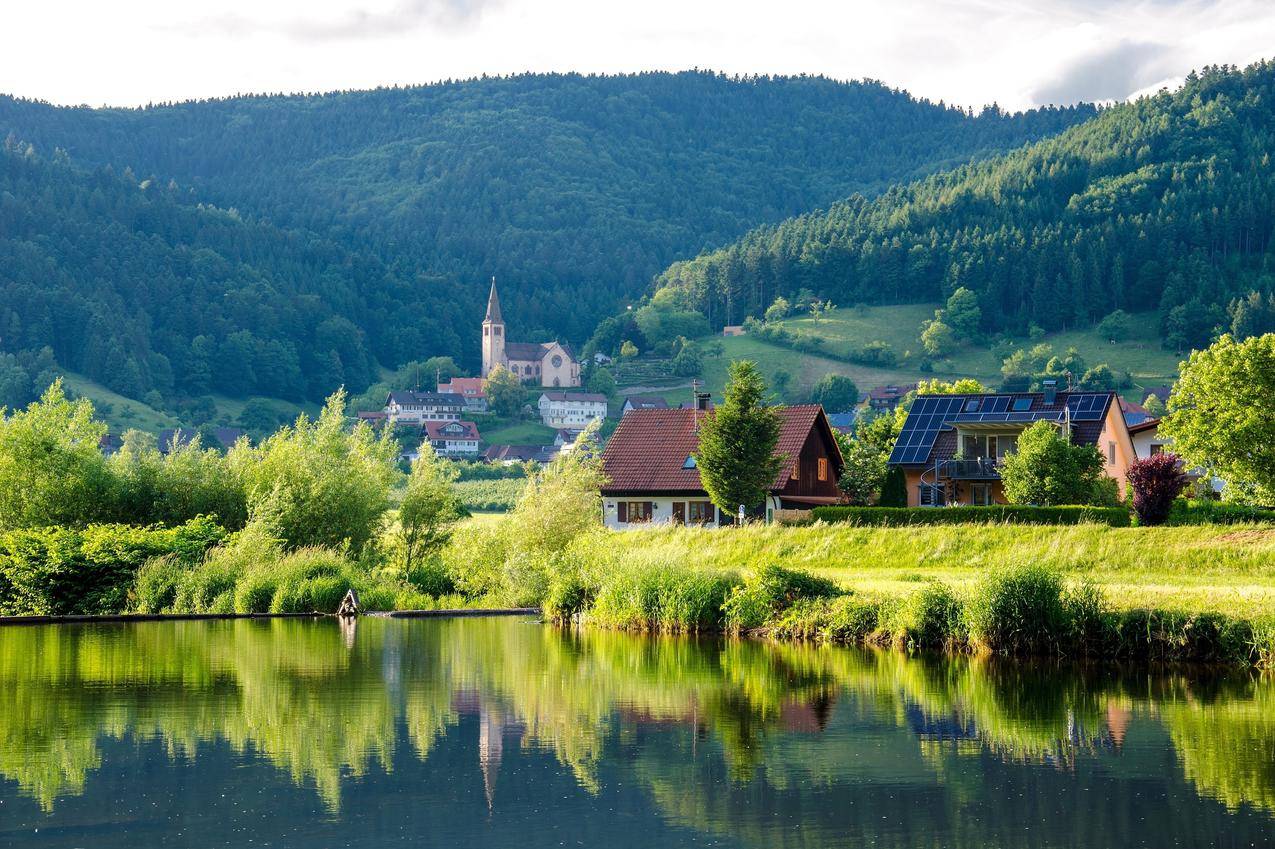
left=0, top=72, right=1095, bottom=404
left=654, top=63, right=1275, bottom=352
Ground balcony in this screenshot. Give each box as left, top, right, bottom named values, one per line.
left=939, top=458, right=1002, bottom=480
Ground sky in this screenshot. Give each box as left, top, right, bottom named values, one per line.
left=4, top=0, right=1275, bottom=111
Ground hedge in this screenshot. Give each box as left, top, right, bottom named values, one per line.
left=810, top=505, right=1131, bottom=527
left=1166, top=499, right=1275, bottom=526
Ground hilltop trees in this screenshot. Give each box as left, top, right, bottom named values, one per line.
left=1160, top=333, right=1275, bottom=503
left=656, top=63, right=1275, bottom=348
left=695, top=362, right=783, bottom=517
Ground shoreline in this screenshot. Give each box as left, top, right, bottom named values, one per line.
left=0, top=608, right=540, bottom=626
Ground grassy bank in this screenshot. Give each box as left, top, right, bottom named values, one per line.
left=507, top=521, right=1275, bottom=666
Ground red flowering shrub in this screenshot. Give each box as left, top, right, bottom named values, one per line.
left=1126, top=452, right=1189, bottom=526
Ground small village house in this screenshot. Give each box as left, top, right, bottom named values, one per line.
left=621, top=395, right=669, bottom=415
left=538, top=391, right=608, bottom=428
left=437, top=377, right=488, bottom=412
left=867, top=383, right=916, bottom=412
left=424, top=420, right=482, bottom=458
left=384, top=390, right=466, bottom=425
left=886, top=382, right=1135, bottom=507
left=1128, top=417, right=1225, bottom=495
left=600, top=404, right=844, bottom=529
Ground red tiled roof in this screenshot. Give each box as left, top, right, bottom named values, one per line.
left=425, top=420, right=480, bottom=440
left=601, top=405, right=830, bottom=494
left=438, top=377, right=486, bottom=397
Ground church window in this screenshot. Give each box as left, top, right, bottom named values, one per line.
left=551, top=354, right=563, bottom=368
left=494, top=327, right=501, bottom=336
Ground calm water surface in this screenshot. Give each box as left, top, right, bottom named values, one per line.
left=2, top=617, right=1273, bottom=848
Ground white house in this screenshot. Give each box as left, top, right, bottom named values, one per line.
left=384, top=390, right=466, bottom=425
left=424, top=420, right=482, bottom=458
left=537, top=391, right=608, bottom=429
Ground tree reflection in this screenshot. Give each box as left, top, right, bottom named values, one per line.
left=1, top=617, right=1273, bottom=838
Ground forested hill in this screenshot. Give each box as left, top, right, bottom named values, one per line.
left=0, top=141, right=392, bottom=405
left=655, top=63, right=1275, bottom=352
left=0, top=72, right=1095, bottom=403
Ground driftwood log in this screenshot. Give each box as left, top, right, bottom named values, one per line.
left=337, top=589, right=362, bottom=617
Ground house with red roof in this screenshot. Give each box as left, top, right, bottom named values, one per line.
left=437, top=377, right=488, bottom=412
left=424, top=420, right=481, bottom=458
left=599, top=404, right=844, bottom=529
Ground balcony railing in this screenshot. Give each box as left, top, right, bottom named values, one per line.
left=939, top=458, right=1002, bottom=480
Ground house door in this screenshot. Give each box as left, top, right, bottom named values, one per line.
left=672, top=502, right=686, bottom=525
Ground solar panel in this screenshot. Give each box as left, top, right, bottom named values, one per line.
left=1012, top=397, right=1032, bottom=412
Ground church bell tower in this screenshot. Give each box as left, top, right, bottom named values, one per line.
left=481, top=277, right=505, bottom=378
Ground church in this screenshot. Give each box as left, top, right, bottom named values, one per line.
left=481, top=279, right=581, bottom=387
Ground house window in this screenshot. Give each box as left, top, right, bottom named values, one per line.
left=971, top=483, right=993, bottom=506
left=817, top=458, right=829, bottom=481
left=1107, top=441, right=1116, bottom=465
left=621, top=502, right=653, bottom=523
left=687, top=501, right=714, bottom=525
left=1150, top=443, right=1164, bottom=456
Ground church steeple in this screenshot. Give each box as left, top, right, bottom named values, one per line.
left=481, top=276, right=505, bottom=378
left=484, top=277, right=503, bottom=324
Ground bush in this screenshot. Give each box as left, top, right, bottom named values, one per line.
left=1165, top=499, right=1275, bottom=525
left=406, top=558, right=456, bottom=597
left=966, top=564, right=1068, bottom=655
left=879, top=581, right=962, bottom=648
left=132, top=555, right=187, bottom=613
left=590, top=565, right=740, bottom=632
left=0, top=517, right=226, bottom=615
left=1127, top=453, right=1189, bottom=526
left=811, top=505, right=1131, bottom=527
left=543, top=573, right=592, bottom=623
left=721, top=563, right=841, bottom=632
left=768, top=594, right=879, bottom=642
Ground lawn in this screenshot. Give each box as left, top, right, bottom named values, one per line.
left=575, top=522, right=1275, bottom=619
left=695, top=304, right=1183, bottom=404
left=481, top=420, right=557, bottom=445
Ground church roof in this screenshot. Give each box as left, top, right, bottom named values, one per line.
left=484, top=278, right=503, bottom=324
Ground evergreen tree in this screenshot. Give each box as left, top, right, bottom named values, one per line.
left=694, top=361, right=783, bottom=517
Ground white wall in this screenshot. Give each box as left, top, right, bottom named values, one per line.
left=602, top=496, right=783, bottom=530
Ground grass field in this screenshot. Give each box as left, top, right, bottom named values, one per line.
left=570, top=522, right=1275, bottom=619
left=695, top=304, right=1183, bottom=404
left=481, top=420, right=557, bottom=445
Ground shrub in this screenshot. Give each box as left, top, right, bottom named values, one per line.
left=769, top=595, right=879, bottom=642
left=722, top=563, right=841, bottom=633
left=543, top=573, right=592, bottom=623
left=966, top=564, right=1068, bottom=655
left=879, top=581, right=962, bottom=648
left=406, top=558, right=456, bottom=597
left=590, top=565, right=740, bottom=633
left=0, top=517, right=226, bottom=615
left=1166, top=499, right=1275, bottom=525
left=811, top=505, right=1130, bottom=527
left=1127, top=453, right=1189, bottom=526
left=132, top=554, right=187, bottom=613
left=879, top=466, right=908, bottom=508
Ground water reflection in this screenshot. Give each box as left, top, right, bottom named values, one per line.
left=1, top=617, right=1273, bottom=846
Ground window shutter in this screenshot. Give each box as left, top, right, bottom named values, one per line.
left=617, top=502, right=628, bottom=523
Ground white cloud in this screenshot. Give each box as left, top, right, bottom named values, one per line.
left=2, top=0, right=1273, bottom=109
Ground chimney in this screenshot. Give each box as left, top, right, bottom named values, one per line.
left=1042, top=379, right=1057, bottom=405
left=696, top=392, right=711, bottom=412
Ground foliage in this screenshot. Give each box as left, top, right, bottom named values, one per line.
left=763, top=296, right=791, bottom=322
left=585, top=367, right=616, bottom=397
left=0, top=380, right=112, bottom=530
left=1160, top=333, right=1275, bottom=504
left=452, top=478, right=524, bottom=512
left=920, top=319, right=956, bottom=357
left=835, top=432, right=888, bottom=506
left=879, top=581, right=964, bottom=648
left=1166, top=499, right=1275, bottom=526
left=589, top=564, right=741, bottom=633
left=105, top=431, right=247, bottom=529
left=999, top=420, right=1110, bottom=506
left=1127, top=453, right=1190, bottom=526
left=879, top=466, right=909, bottom=508
left=939, top=287, right=981, bottom=338
left=1228, top=290, right=1275, bottom=339
left=721, top=563, right=840, bottom=633
left=811, top=504, right=1131, bottom=527
left=1, top=73, right=1092, bottom=399
left=1143, top=394, right=1167, bottom=417
left=394, top=444, right=463, bottom=573
left=229, top=389, right=400, bottom=556
left=656, top=64, right=1275, bottom=352
left=694, top=361, right=783, bottom=514
left=1097, top=309, right=1133, bottom=341
left=0, top=517, right=225, bottom=615
left=965, top=564, right=1069, bottom=655
left=809, top=373, right=859, bottom=412
left=916, top=378, right=988, bottom=395
left=483, top=366, right=527, bottom=417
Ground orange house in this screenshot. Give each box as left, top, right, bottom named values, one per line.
left=887, top=384, right=1136, bottom=507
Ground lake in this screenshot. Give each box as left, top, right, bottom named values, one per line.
left=2, top=616, right=1273, bottom=848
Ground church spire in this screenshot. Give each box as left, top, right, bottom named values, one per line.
left=484, top=276, right=503, bottom=325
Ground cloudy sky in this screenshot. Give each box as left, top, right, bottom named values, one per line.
left=5, top=0, right=1274, bottom=111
